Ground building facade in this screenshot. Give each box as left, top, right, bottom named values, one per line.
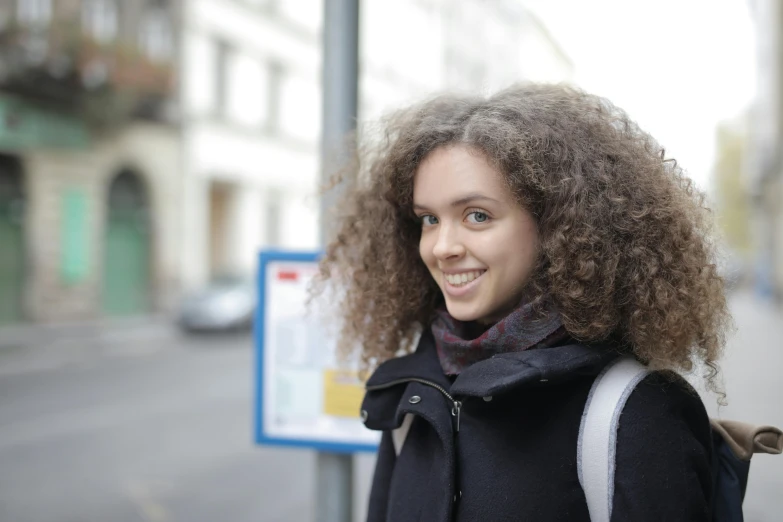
left=178, top=0, right=573, bottom=292
left=0, top=0, right=182, bottom=324
left=0, top=0, right=573, bottom=325
left=179, top=0, right=322, bottom=290
left=360, top=0, right=573, bottom=121
left=747, top=0, right=783, bottom=300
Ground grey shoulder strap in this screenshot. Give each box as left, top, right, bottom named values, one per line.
left=578, top=356, right=649, bottom=522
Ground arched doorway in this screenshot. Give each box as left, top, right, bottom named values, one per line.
left=102, top=169, right=151, bottom=316
left=0, top=155, right=25, bottom=324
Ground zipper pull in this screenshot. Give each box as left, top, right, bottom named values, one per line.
left=452, top=401, right=462, bottom=432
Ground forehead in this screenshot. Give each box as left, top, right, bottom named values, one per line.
left=413, top=145, right=508, bottom=204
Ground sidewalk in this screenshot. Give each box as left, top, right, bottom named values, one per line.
left=0, top=315, right=179, bottom=349
left=699, top=288, right=783, bottom=522
left=0, top=316, right=181, bottom=376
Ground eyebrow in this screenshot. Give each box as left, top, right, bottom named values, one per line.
left=412, top=193, right=501, bottom=212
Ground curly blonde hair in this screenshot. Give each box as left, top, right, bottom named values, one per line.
left=313, top=83, right=730, bottom=393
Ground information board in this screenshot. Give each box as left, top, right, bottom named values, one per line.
left=254, top=250, right=380, bottom=453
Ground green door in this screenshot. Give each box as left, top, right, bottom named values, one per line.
left=0, top=158, right=24, bottom=325
left=102, top=171, right=150, bottom=316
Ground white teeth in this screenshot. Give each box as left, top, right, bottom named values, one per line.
left=445, top=270, right=484, bottom=286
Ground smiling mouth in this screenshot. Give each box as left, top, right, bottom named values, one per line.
left=443, top=270, right=486, bottom=287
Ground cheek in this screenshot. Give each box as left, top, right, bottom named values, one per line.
left=482, top=224, right=539, bottom=275
left=510, top=231, right=540, bottom=279
left=419, top=233, right=435, bottom=267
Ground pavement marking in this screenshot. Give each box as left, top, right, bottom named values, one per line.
left=126, top=481, right=171, bottom=522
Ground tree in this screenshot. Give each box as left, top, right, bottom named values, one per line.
left=713, top=121, right=751, bottom=256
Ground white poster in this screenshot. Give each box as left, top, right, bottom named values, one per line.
left=255, top=251, right=380, bottom=452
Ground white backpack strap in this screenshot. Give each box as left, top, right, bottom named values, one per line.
left=392, top=413, right=414, bottom=456
left=578, top=356, right=650, bottom=522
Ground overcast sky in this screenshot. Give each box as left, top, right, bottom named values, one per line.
left=524, top=0, right=757, bottom=189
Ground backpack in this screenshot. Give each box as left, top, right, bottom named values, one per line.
left=579, top=356, right=783, bottom=522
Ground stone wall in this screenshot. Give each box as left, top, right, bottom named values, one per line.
left=21, top=123, right=182, bottom=323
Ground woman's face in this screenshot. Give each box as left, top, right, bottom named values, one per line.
left=413, top=145, right=540, bottom=324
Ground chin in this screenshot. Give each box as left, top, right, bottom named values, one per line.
left=445, top=302, right=485, bottom=323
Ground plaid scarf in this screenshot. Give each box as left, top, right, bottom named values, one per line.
left=432, top=299, right=568, bottom=375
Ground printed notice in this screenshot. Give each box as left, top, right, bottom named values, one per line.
left=323, top=369, right=365, bottom=418
left=255, top=251, right=380, bottom=452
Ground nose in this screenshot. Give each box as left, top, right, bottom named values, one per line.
left=432, top=222, right=465, bottom=261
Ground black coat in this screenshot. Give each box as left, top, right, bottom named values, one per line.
left=361, top=329, right=713, bottom=522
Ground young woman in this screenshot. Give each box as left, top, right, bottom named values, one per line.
left=314, top=84, right=730, bottom=521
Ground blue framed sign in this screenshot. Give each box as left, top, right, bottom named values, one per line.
left=254, top=249, right=380, bottom=453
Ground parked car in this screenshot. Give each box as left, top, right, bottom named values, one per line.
left=178, top=275, right=256, bottom=332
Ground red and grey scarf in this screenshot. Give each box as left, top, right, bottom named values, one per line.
left=432, top=300, right=568, bottom=375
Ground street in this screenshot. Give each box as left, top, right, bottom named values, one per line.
left=0, top=290, right=781, bottom=522
left=0, top=330, right=343, bottom=522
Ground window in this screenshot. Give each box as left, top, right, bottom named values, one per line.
left=214, top=39, right=231, bottom=118
left=265, top=60, right=283, bottom=132
left=138, top=6, right=173, bottom=62
left=81, top=0, right=118, bottom=43
left=16, top=0, right=52, bottom=26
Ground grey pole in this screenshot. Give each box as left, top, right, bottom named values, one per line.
left=317, top=0, right=359, bottom=521
left=319, top=0, right=359, bottom=246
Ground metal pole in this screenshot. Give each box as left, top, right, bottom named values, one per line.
left=316, top=451, right=354, bottom=522
left=320, top=0, right=359, bottom=245
left=317, top=0, right=359, bottom=521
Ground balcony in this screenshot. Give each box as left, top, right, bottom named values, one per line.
left=0, top=12, right=175, bottom=127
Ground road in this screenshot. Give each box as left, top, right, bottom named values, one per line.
left=0, top=330, right=362, bottom=522
left=0, top=289, right=780, bottom=522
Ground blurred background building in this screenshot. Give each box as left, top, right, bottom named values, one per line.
left=178, top=0, right=572, bottom=295
left=0, top=0, right=181, bottom=325
left=179, top=0, right=322, bottom=291
left=745, top=0, right=783, bottom=301
left=0, top=0, right=573, bottom=327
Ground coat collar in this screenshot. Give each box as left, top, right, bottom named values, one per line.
left=365, top=327, right=621, bottom=399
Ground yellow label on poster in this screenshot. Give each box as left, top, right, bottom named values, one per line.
left=323, top=369, right=365, bottom=418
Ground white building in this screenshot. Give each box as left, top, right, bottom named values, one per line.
left=359, top=0, right=573, bottom=121
left=178, top=0, right=573, bottom=290
left=180, top=0, right=322, bottom=289
left=747, top=0, right=783, bottom=300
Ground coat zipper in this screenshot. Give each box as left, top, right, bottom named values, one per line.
left=366, top=377, right=462, bottom=432
left=367, top=377, right=464, bottom=515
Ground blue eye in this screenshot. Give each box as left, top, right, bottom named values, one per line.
left=467, top=211, right=489, bottom=223
left=421, top=215, right=439, bottom=226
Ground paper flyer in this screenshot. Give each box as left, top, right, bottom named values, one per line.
left=255, top=251, right=380, bottom=451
